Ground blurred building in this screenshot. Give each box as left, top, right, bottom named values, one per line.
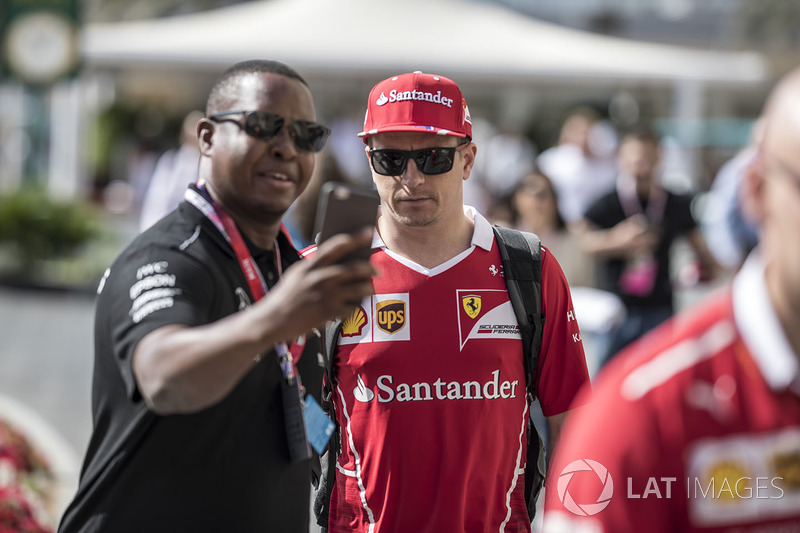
left=488, top=0, right=797, bottom=143
left=492, top=0, right=798, bottom=53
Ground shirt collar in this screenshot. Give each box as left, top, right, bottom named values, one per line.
left=467, top=206, right=495, bottom=251
left=372, top=205, right=494, bottom=251
left=732, top=250, right=800, bottom=391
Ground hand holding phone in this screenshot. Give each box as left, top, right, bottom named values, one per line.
left=314, top=183, right=380, bottom=263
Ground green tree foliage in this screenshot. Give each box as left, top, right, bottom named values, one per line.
left=0, top=188, right=98, bottom=272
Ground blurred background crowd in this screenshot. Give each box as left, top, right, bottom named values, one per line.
left=0, top=0, right=798, bottom=530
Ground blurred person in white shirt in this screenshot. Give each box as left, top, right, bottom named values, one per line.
left=537, top=109, right=618, bottom=225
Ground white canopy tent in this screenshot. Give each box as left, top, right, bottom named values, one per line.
left=81, top=0, right=764, bottom=85
left=16, top=0, right=769, bottom=200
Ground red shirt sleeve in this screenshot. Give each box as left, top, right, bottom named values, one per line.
left=535, top=246, right=591, bottom=416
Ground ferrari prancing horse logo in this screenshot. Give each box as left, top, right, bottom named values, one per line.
left=462, top=295, right=482, bottom=319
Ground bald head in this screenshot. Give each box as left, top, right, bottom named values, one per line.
left=744, top=67, right=800, bottom=330
left=761, top=68, right=800, bottom=172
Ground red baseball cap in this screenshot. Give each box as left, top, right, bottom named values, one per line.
left=358, top=71, right=472, bottom=143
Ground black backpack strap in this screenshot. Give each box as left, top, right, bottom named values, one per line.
left=492, top=225, right=546, bottom=520
left=492, top=225, right=543, bottom=397
left=313, top=318, right=343, bottom=530
left=322, top=320, right=343, bottom=393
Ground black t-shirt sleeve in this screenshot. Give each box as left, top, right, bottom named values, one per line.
left=99, top=244, right=218, bottom=401
left=583, top=193, right=624, bottom=229
left=668, top=193, right=698, bottom=234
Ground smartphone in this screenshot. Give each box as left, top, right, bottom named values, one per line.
left=314, top=182, right=380, bottom=262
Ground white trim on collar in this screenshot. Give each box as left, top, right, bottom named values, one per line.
left=732, top=250, right=800, bottom=391
left=465, top=206, right=495, bottom=251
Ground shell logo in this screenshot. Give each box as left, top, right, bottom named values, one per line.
left=342, top=306, right=368, bottom=337
left=557, top=459, right=614, bottom=516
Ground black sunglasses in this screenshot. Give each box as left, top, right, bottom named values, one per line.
left=208, top=110, right=331, bottom=153
left=369, top=143, right=470, bottom=176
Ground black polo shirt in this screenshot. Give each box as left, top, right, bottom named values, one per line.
left=59, top=186, right=322, bottom=533
left=584, top=189, right=697, bottom=311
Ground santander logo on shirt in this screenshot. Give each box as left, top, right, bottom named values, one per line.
left=353, top=376, right=375, bottom=402
left=352, top=370, right=520, bottom=404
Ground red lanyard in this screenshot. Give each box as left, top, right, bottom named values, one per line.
left=219, top=209, right=271, bottom=301
left=185, top=185, right=300, bottom=381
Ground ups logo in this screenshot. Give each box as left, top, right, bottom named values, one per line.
left=376, top=300, right=406, bottom=334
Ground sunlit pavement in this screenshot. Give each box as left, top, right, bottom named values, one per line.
left=0, top=287, right=95, bottom=455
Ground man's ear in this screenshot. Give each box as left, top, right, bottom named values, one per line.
left=197, top=118, right=215, bottom=156
left=365, top=144, right=377, bottom=185
left=461, top=142, right=478, bottom=182
left=741, top=151, right=766, bottom=228
left=652, top=145, right=662, bottom=169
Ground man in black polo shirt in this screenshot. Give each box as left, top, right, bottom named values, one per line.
left=58, top=60, right=375, bottom=532
left=576, top=127, right=719, bottom=366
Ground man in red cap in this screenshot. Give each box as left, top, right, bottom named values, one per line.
left=316, top=71, right=590, bottom=532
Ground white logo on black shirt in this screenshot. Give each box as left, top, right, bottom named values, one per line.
left=235, top=287, right=251, bottom=310
left=128, top=261, right=179, bottom=323
left=97, top=268, right=111, bottom=295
